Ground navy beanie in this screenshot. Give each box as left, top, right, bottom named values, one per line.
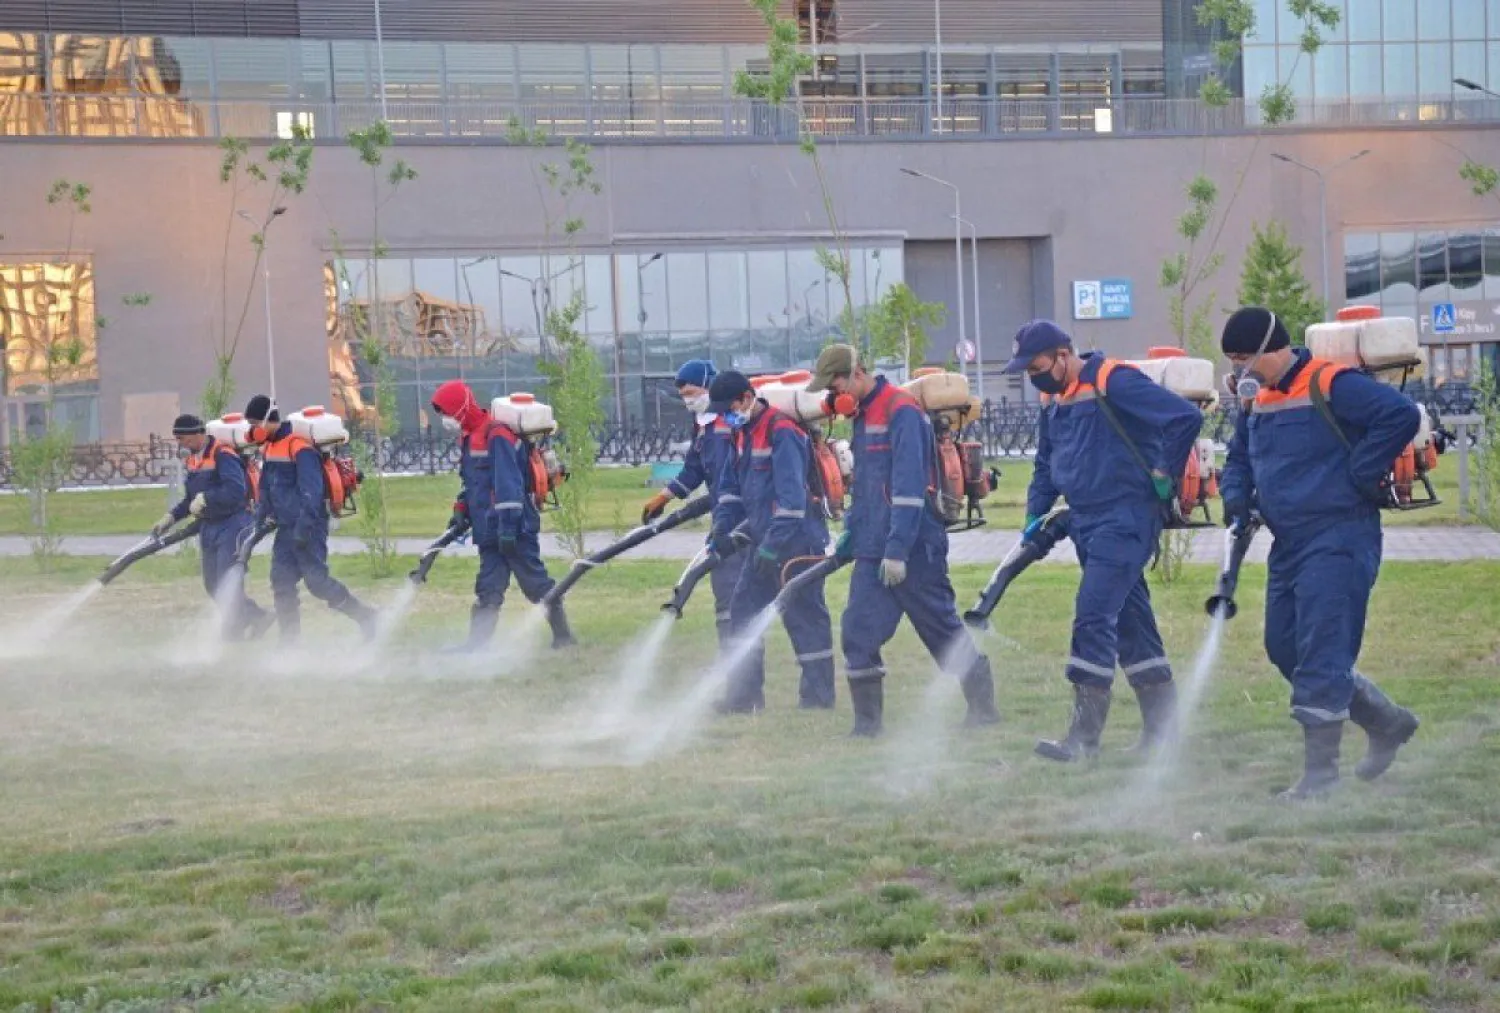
left=675, top=359, right=717, bottom=390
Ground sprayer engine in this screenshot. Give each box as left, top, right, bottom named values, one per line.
left=324, top=454, right=363, bottom=518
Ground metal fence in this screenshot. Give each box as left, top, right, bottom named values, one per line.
left=6, top=94, right=1500, bottom=143
left=0, top=386, right=1478, bottom=492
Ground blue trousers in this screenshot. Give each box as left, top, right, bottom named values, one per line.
left=841, top=543, right=990, bottom=689
left=724, top=542, right=835, bottom=709
left=475, top=530, right=556, bottom=608
left=269, top=522, right=354, bottom=623
left=1065, top=507, right=1172, bottom=690
left=202, top=515, right=266, bottom=632
left=710, top=549, right=747, bottom=652
left=1264, top=519, right=1380, bottom=727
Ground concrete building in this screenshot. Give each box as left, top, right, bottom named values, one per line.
left=1, top=0, right=1498, bottom=440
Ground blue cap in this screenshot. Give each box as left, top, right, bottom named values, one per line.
left=1003, top=320, right=1073, bottom=373
left=675, top=359, right=717, bottom=390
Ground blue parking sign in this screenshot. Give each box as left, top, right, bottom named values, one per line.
left=1433, top=303, right=1457, bottom=335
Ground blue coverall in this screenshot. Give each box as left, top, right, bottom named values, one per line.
left=1220, top=349, right=1419, bottom=726
left=256, top=424, right=359, bottom=633
left=1025, top=354, right=1202, bottom=691
left=841, top=377, right=990, bottom=692
left=458, top=421, right=557, bottom=609
left=713, top=403, right=835, bottom=710
left=667, top=415, right=744, bottom=649
left=171, top=437, right=267, bottom=633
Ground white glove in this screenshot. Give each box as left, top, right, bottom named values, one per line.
left=150, top=512, right=175, bottom=538
left=879, top=558, right=907, bottom=587
left=188, top=493, right=208, bottom=517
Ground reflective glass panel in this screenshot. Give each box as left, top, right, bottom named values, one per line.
left=747, top=250, right=789, bottom=330
left=1345, top=232, right=1380, bottom=300
left=582, top=254, right=616, bottom=336
left=1383, top=0, right=1416, bottom=41
left=1484, top=227, right=1500, bottom=301
left=1449, top=231, right=1483, bottom=295
left=1417, top=232, right=1449, bottom=301
left=1418, top=42, right=1451, bottom=97
left=1349, top=44, right=1382, bottom=98
left=666, top=252, right=709, bottom=333
left=1379, top=232, right=1417, bottom=303
left=1418, top=0, right=1451, bottom=38
left=1348, top=0, right=1382, bottom=41
left=707, top=251, right=749, bottom=331
left=1384, top=43, right=1417, bottom=98
left=1314, top=42, right=1348, bottom=101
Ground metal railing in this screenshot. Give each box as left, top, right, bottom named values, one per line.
left=5, top=93, right=1498, bottom=143
left=0, top=389, right=1480, bottom=492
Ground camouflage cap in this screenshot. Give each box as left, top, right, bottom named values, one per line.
left=806, top=343, right=857, bottom=393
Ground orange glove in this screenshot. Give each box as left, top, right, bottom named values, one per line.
left=642, top=490, right=672, bottom=526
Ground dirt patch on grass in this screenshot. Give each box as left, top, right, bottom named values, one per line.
left=266, top=884, right=310, bottom=916
left=670, top=887, right=758, bottom=928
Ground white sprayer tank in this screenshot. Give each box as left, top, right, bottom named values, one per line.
left=287, top=406, right=350, bottom=449
left=757, top=369, right=833, bottom=423
left=491, top=392, right=557, bottom=436
left=902, top=368, right=972, bottom=412
left=1125, top=348, right=1218, bottom=403
left=1306, top=306, right=1421, bottom=371
left=206, top=413, right=255, bottom=451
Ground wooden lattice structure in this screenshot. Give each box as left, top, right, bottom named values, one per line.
left=0, top=262, right=98, bottom=396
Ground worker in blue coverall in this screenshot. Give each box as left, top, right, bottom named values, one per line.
left=706, top=370, right=835, bottom=712
left=243, top=394, right=378, bottom=644
left=430, top=380, right=575, bottom=651
left=806, top=344, right=1000, bottom=737
left=150, top=413, right=273, bottom=640
left=1218, top=307, right=1421, bottom=799
left=641, top=360, right=743, bottom=653
left=1007, top=320, right=1202, bottom=763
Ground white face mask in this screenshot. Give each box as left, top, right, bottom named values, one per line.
left=440, top=415, right=462, bottom=434
left=684, top=393, right=710, bottom=414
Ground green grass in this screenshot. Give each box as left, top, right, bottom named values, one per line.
left=0, top=555, right=1498, bottom=1010
left=0, top=452, right=1476, bottom=541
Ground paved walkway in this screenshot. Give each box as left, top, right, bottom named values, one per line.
left=4, top=526, right=1500, bottom=564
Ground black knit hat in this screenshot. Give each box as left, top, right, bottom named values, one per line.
left=243, top=394, right=279, bottom=424
left=706, top=371, right=754, bottom=415
left=1221, top=307, right=1290, bottom=356
left=171, top=413, right=205, bottom=436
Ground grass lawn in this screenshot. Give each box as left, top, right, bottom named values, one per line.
left=0, top=553, right=1498, bottom=1010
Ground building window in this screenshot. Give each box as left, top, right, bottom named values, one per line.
left=0, top=261, right=100, bottom=441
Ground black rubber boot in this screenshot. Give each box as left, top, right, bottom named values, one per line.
left=848, top=677, right=884, bottom=738
left=336, top=595, right=379, bottom=641
left=1122, top=680, right=1178, bottom=755
left=243, top=603, right=276, bottom=642
left=444, top=605, right=499, bottom=654
left=1348, top=674, right=1419, bottom=782
left=547, top=603, right=576, bottom=649
left=1279, top=722, right=1343, bottom=800
left=1035, top=682, right=1112, bottom=763
left=274, top=601, right=300, bottom=647
left=959, top=664, right=1001, bottom=729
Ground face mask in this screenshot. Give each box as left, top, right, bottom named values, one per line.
left=684, top=393, right=710, bottom=415
left=440, top=415, right=462, bottom=434
left=1225, top=311, right=1279, bottom=400
left=1028, top=357, right=1067, bottom=395
left=722, top=408, right=749, bottom=430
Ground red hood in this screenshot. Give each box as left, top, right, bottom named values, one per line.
left=431, top=381, right=488, bottom=434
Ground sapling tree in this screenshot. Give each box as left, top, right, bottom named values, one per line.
left=865, top=283, right=947, bottom=372
left=507, top=120, right=606, bottom=560
left=205, top=129, right=314, bottom=418
left=1237, top=221, right=1323, bottom=345
left=342, top=121, right=418, bottom=575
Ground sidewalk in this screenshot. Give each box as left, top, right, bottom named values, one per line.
left=4, top=526, right=1500, bottom=564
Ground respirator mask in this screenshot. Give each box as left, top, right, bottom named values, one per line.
left=439, top=415, right=462, bottom=434
left=1225, top=312, right=1278, bottom=401
left=684, top=392, right=710, bottom=415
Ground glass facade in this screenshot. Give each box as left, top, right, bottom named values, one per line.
left=1245, top=0, right=1499, bottom=120
left=328, top=245, right=903, bottom=433
left=1344, top=227, right=1500, bottom=383
left=0, top=261, right=101, bottom=440
left=0, top=31, right=1161, bottom=139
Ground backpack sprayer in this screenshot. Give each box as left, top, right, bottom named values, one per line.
left=97, top=521, right=203, bottom=586
left=542, top=496, right=713, bottom=608
left=408, top=515, right=472, bottom=585
left=1204, top=514, right=1263, bottom=619
left=901, top=368, right=999, bottom=533
left=962, top=508, right=1071, bottom=630
left=1304, top=307, right=1446, bottom=511
left=491, top=393, right=569, bottom=511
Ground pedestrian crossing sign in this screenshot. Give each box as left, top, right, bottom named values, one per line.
left=1433, top=303, right=1457, bottom=335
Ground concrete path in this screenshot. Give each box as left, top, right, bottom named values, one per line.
left=4, top=526, right=1500, bottom=565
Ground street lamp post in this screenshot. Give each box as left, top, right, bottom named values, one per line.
left=1270, top=149, right=1371, bottom=320
left=933, top=0, right=943, bottom=134
left=900, top=168, right=968, bottom=383
left=956, top=215, right=985, bottom=404
left=458, top=255, right=497, bottom=382
left=238, top=206, right=287, bottom=400
left=1455, top=77, right=1500, bottom=99
left=373, top=0, right=388, bottom=120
